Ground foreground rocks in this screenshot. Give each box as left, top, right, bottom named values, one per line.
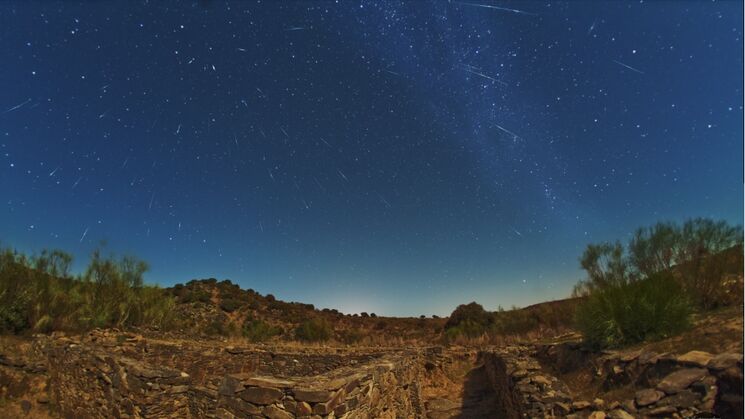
left=0, top=331, right=742, bottom=418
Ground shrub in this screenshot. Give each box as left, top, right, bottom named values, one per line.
left=242, top=318, right=282, bottom=342
left=219, top=298, right=242, bottom=312
left=0, top=245, right=177, bottom=334
left=339, top=329, right=364, bottom=344
left=295, top=318, right=332, bottom=342
left=204, top=319, right=228, bottom=336
left=445, top=302, right=492, bottom=330
left=575, top=272, right=691, bottom=349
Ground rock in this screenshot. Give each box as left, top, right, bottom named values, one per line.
left=657, top=389, right=700, bottom=408
left=531, top=375, right=551, bottom=387
left=677, top=351, right=714, bottom=367
left=217, top=396, right=261, bottom=416
left=588, top=411, right=606, bottom=419
left=263, top=405, right=293, bottom=419
left=169, top=385, right=189, bottom=394
left=219, top=374, right=246, bottom=395
left=239, top=386, right=283, bottom=405
left=293, top=387, right=332, bottom=403
left=620, top=399, right=636, bottom=413
left=572, top=400, right=591, bottom=410
left=707, top=352, right=743, bottom=370
left=619, top=350, right=642, bottom=362
left=657, top=368, right=707, bottom=394
left=243, top=376, right=296, bottom=388
left=554, top=401, right=571, bottom=415
left=607, top=409, right=634, bottom=419
left=638, top=351, right=661, bottom=365
left=635, top=388, right=664, bottom=407
left=592, top=398, right=605, bottom=409
left=20, top=400, right=31, bottom=414
left=426, top=398, right=460, bottom=412
left=646, top=405, right=676, bottom=416
left=295, top=401, right=312, bottom=416
left=36, top=395, right=50, bottom=404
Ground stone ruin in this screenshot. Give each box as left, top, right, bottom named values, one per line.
left=0, top=330, right=742, bottom=418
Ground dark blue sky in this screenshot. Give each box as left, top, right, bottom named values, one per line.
left=1, top=1, right=742, bottom=316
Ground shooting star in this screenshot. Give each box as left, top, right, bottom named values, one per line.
left=319, top=137, right=333, bottom=148
left=377, top=193, right=392, bottom=208
left=454, top=1, right=536, bottom=16
left=148, top=193, right=155, bottom=210
left=48, top=166, right=60, bottom=177
left=72, top=177, right=82, bottom=189
left=587, top=19, right=598, bottom=35
left=613, top=60, right=645, bottom=74
left=337, top=170, right=349, bottom=182
left=79, top=227, right=89, bottom=243
left=494, top=124, right=523, bottom=140
left=4, top=98, right=31, bottom=114
left=284, top=26, right=307, bottom=31
left=460, top=66, right=508, bottom=86
left=175, top=124, right=181, bottom=135
left=511, top=228, right=523, bottom=237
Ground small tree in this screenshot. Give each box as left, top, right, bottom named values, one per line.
left=628, top=222, right=679, bottom=278
left=573, top=242, right=628, bottom=297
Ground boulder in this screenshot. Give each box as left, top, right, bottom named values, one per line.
left=707, top=352, right=743, bottom=370
left=657, top=368, right=707, bottom=394
left=263, top=405, right=293, bottom=419
left=293, top=387, right=333, bottom=403
left=635, top=388, right=664, bottom=407
left=572, top=400, right=591, bottom=410
left=677, top=351, right=713, bottom=368
left=607, top=409, right=634, bottom=419
left=239, top=387, right=283, bottom=405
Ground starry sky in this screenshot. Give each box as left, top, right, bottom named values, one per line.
left=1, top=1, right=742, bottom=316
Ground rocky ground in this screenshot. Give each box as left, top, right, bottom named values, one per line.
left=0, top=307, right=741, bottom=418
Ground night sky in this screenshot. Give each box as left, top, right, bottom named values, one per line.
left=1, top=1, right=742, bottom=316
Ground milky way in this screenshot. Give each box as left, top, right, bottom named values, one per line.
left=1, top=1, right=742, bottom=316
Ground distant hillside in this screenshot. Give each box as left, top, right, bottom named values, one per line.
left=166, top=278, right=448, bottom=345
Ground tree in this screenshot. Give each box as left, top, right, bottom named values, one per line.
left=573, top=241, right=629, bottom=296
left=628, top=222, right=679, bottom=278
left=675, top=218, right=743, bottom=308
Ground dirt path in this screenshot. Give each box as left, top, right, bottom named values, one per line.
left=423, top=357, right=498, bottom=419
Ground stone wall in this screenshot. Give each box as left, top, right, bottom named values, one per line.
left=476, top=343, right=744, bottom=419
left=45, top=338, right=425, bottom=418
left=479, top=346, right=573, bottom=418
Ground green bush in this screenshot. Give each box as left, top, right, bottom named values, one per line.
left=242, top=318, right=282, bottom=342
left=296, top=318, right=332, bottom=342
left=575, top=272, right=691, bottom=349
left=0, top=245, right=177, bottom=334
left=219, top=298, right=243, bottom=312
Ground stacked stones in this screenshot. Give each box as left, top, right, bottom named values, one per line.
left=42, top=335, right=425, bottom=418
left=532, top=343, right=744, bottom=418
left=480, top=346, right=573, bottom=418
left=593, top=349, right=743, bottom=418
left=213, top=356, right=425, bottom=418
left=47, top=342, right=193, bottom=418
